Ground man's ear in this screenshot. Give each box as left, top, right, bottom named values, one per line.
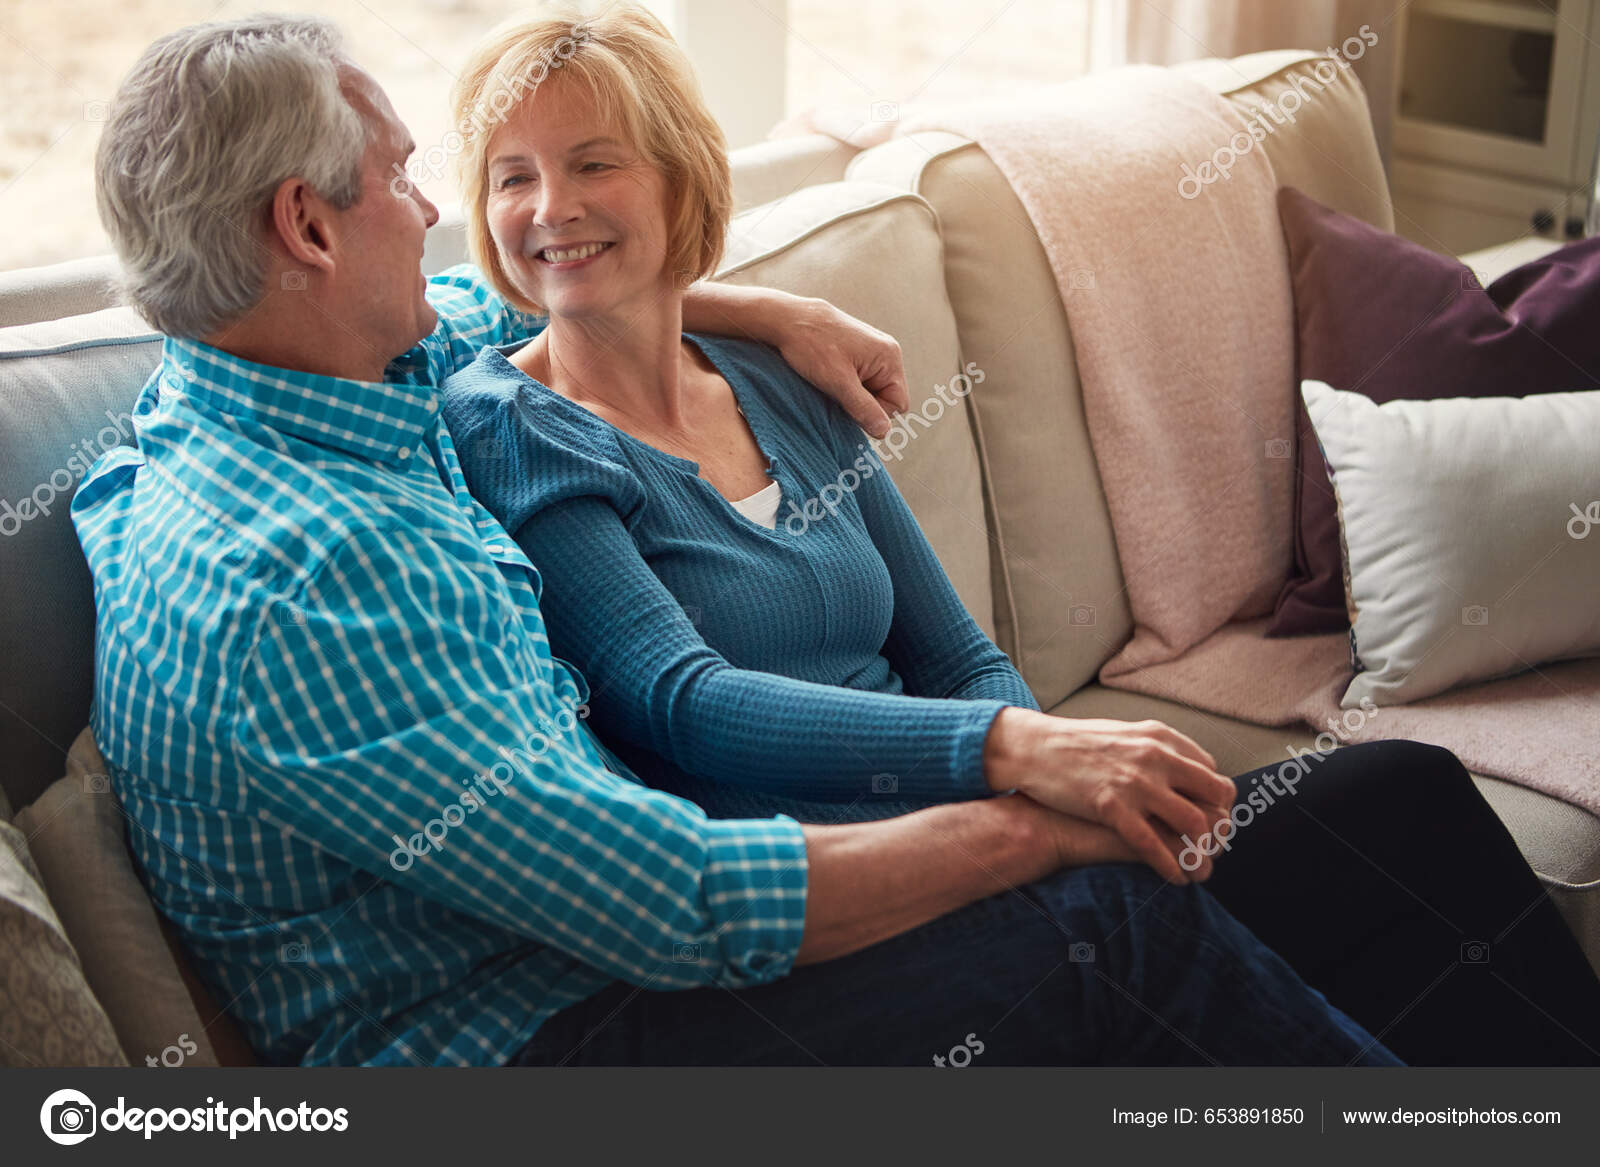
left=268, top=176, right=338, bottom=276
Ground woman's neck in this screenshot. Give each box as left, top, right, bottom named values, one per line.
left=518, top=295, right=694, bottom=428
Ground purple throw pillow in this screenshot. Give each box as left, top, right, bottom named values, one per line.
left=1269, top=186, right=1600, bottom=636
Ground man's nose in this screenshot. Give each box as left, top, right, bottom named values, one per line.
left=415, top=187, right=440, bottom=229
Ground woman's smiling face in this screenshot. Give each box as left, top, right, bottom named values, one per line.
left=484, top=82, right=675, bottom=322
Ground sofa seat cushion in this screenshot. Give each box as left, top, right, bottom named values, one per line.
left=1048, top=684, right=1600, bottom=977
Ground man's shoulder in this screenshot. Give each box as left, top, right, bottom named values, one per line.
left=425, top=265, right=543, bottom=346
left=391, top=265, right=543, bottom=384
left=78, top=402, right=411, bottom=600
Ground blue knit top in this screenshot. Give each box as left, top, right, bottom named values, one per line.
left=442, top=334, right=1039, bottom=814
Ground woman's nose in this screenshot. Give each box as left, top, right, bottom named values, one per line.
left=533, top=172, right=582, bottom=229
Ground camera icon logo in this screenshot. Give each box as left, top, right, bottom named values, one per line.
left=1460, top=940, right=1490, bottom=964
left=82, top=772, right=111, bottom=795
left=1264, top=438, right=1292, bottom=460
left=281, top=271, right=308, bottom=292
left=673, top=942, right=701, bottom=962
left=870, top=773, right=898, bottom=794
left=278, top=941, right=308, bottom=963
left=1069, top=604, right=1096, bottom=627
left=1068, top=941, right=1096, bottom=963
left=1461, top=605, right=1490, bottom=627
left=39, top=1089, right=97, bottom=1145
left=83, top=100, right=109, bottom=122
left=869, top=100, right=900, bottom=122
left=276, top=602, right=306, bottom=626
left=1067, top=268, right=1096, bottom=291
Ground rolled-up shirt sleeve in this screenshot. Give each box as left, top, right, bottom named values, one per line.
left=230, top=521, right=807, bottom=991
left=417, top=265, right=547, bottom=381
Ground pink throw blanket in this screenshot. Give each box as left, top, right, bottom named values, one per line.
left=847, top=68, right=1600, bottom=813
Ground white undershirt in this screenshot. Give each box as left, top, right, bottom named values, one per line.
left=729, top=479, right=781, bottom=529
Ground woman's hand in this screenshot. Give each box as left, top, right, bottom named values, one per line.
left=984, top=708, right=1236, bottom=885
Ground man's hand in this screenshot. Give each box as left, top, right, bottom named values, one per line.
left=767, top=297, right=910, bottom=439
left=984, top=709, right=1236, bottom=885
left=680, top=283, right=910, bottom=438
left=1013, top=793, right=1215, bottom=882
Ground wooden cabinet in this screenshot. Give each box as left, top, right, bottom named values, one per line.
left=1391, top=0, right=1600, bottom=253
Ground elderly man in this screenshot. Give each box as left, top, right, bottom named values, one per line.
left=74, top=14, right=1397, bottom=1067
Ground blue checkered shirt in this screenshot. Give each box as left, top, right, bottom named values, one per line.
left=70, top=266, right=809, bottom=1066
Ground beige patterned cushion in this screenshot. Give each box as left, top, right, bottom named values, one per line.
left=15, top=729, right=222, bottom=1067
left=0, top=815, right=125, bottom=1066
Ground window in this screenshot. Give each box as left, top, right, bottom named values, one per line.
left=785, top=0, right=1093, bottom=116
left=0, top=0, right=528, bottom=271
left=0, top=0, right=1092, bottom=272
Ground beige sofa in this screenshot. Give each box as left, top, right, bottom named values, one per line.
left=2, top=49, right=1595, bottom=1066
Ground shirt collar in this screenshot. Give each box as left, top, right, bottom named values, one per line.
left=160, top=336, right=440, bottom=467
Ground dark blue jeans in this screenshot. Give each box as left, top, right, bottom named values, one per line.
left=512, top=861, right=1401, bottom=1066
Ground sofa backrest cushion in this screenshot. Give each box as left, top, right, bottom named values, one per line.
left=0, top=182, right=991, bottom=809
left=717, top=181, right=997, bottom=642
left=0, top=309, right=157, bottom=809
left=846, top=132, right=1127, bottom=709
left=0, top=256, right=124, bottom=330
left=845, top=50, right=1393, bottom=710
left=728, top=134, right=861, bottom=212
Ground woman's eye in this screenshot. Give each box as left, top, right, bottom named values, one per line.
left=496, top=174, right=530, bottom=190
left=580, top=161, right=612, bottom=173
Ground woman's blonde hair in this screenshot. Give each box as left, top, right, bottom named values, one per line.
left=451, top=3, right=731, bottom=315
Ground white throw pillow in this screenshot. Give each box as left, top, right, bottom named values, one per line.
left=1301, top=379, right=1600, bottom=708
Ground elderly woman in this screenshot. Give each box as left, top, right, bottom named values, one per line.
left=443, top=4, right=1600, bottom=1065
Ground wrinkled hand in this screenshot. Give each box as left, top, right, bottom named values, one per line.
left=1017, top=794, right=1219, bottom=883
left=772, top=297, right=910, bottom=438
left=985, top=709, right=1236, bottom=884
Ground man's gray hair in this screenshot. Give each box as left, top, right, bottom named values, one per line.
left=95, top=16, right=370, bottom=338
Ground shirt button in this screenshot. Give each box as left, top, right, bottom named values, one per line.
left=397, top=448, right=412, bottom=461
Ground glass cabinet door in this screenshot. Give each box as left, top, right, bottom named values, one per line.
left=1396, top=0, right=1590, bottom=184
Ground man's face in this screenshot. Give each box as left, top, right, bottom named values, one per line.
left=324, top=68, right=440, bottom=367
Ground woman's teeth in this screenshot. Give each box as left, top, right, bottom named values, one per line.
left=539, top=242, right=612, bottom=263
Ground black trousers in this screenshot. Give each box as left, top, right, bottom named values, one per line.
left=1204, top=739, right=1600, bottom=1066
